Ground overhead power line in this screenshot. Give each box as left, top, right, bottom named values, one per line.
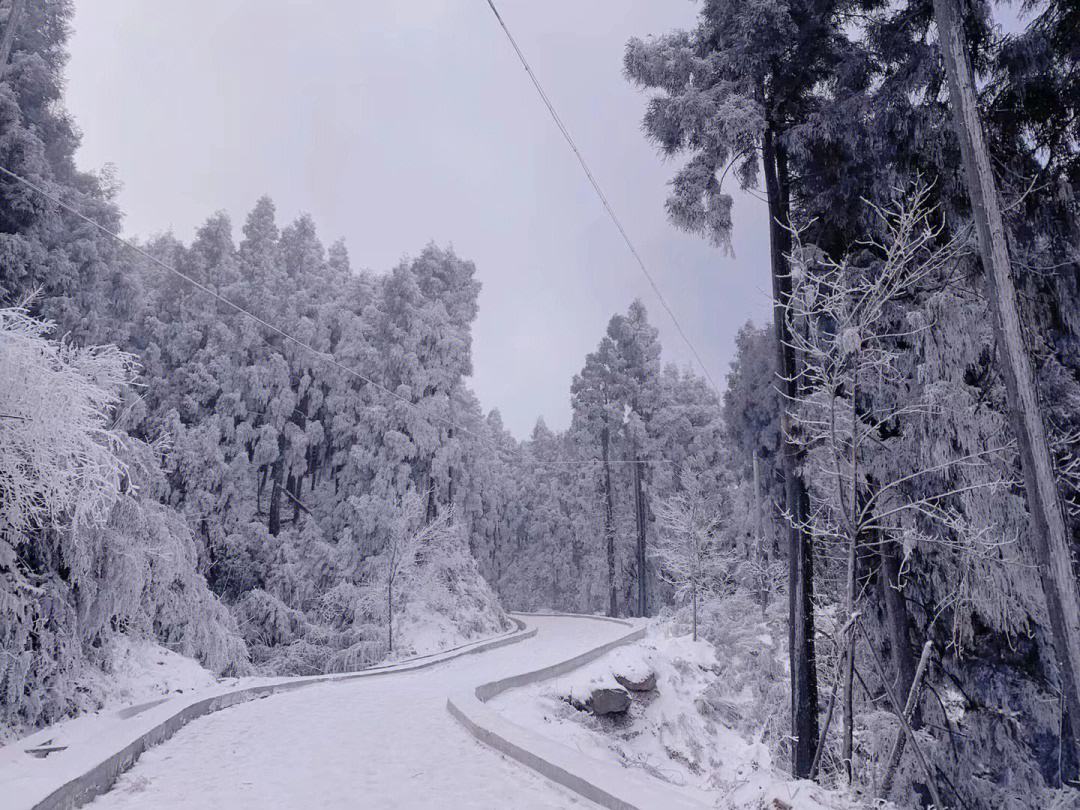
left=482, top=0, right=720, bottom=393
left=0, top=165, right=670, bottom=468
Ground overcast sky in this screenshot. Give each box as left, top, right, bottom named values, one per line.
left=65, top=1, right=773, bottom=438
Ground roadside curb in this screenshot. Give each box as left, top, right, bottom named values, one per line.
left=447, top=613, right=707, bottom=810
left=10, top=618, right=535, bottom=810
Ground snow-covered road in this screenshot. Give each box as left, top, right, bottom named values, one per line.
left=85, top=615, right=624, bottom=810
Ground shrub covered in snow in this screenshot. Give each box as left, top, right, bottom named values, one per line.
left=682, top=593, right=790, bottom=765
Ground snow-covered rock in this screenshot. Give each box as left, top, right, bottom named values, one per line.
left=609, top=645, right=657, bottom=691
left=615, top=671, right=656, bottom=692
left=585, top=687, right=631, bottom=715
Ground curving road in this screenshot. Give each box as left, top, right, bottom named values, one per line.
left=86, top=615, right=624, bottom=810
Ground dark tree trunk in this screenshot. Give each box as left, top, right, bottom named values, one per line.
left=762, top=122, right=819, bottom=778
left=633, top=451, right=648, bottom=618
left=447, top=424, right=454, bottom=508
left=387, top=580, right=393, bottom=652
left=256, top=465, right=267, bottom=514
left=933, top=0, right=1080, bottom=757
left=425, top=467, right=437, bottom=524
left=268, top=454, right=284, bottom=537
left=879, top=538, right=920, bottom=727
left=288, top=474, right=300, bottom=523
left=602, top=423, right=617, bottom=617
left=0, top=0, right=26, bottom=81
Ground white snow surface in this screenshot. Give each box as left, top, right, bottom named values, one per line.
left=0, top=636, right=219, bottom=746
left=80, top=636, right=219, bottom=708
left=490, top=623, right=872, bottom=810
left=12, top=615, right=626, bottom=810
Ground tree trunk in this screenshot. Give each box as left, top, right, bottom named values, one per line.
left=602, top=423, right=617, bottom=617
left=933, top=0, right=1080, bottom=757
left=0, top=0, right=26, bottom=81
left=880, top=640, right=933, bottom=799
left=692, top=585, right=698, bottom=643
left=841, top=532, right=856, bottom=784
left=288, top=474, right=300, bottom=523
left=387, top=579, right=393, bottom=652
left=763, top=121, right=819, bottom=778
left=268, top=440, right=285, bottom=537
left=879, top=538, right=919, bottom=727
left=633, top=450, right=648, bottom=618
left=753, top=452, right=768, bottom=615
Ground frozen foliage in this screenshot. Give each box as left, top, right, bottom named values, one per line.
left=2, top=34, right=515, bottom=701
left=488, top=301, right=725, bottom=619
left=651, top=467, right=727, bottom=640
left=0, top=307, right=246, bottom=736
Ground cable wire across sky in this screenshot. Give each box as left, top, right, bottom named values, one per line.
left=1, top=3, right=718, bottom=468
left=482, top=0, right=720, bottom=393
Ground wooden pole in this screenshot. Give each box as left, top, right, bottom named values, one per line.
left=861, top=624, right=947, bottom=809
left=0, top=0, right=26, bottom=82
left=880, top=640, right=933, bottom=799
left=932, top=0, right=1080, bottom=757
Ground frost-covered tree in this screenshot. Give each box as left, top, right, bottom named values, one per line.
left=372, top=490, right=452, bottom=653
left=785, top=184, right=1014, bottom=787
left=0, top=306, right=245, bottom=732
left=0, top=305, right=133, bottom=538
left=651, top=466, right=726, bottom=641
left=608, top=300, right=663, bottom=617
left=624, top=5, right=850, bottom=765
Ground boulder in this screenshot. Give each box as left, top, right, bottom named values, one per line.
left=585, top=687, right=631, bottom=715
left=615, top=671, right=656, bottom=692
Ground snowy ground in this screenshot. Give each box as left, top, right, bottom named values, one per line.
left=77, top=637, right=220, bottom=712
left=0, top=637, right=220, bottom=746
left=490, top=624, right=870, bottom=810
left=79, top=615, right=625, bottom=810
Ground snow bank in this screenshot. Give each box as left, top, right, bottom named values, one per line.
left=1, top=635, right=218, bottom=747
left=392, top=526, right=513, bottom=659
left=78, top=636, right=219, bottom=709
left=490, top=620, right=877, bottom=810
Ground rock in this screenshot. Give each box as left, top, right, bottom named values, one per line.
left=615, top=671, right=656, bottom=692
left=585, top=687, right=631, bottom=715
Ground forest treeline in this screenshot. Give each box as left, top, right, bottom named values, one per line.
left=2, top=2, right=1080, bottom=810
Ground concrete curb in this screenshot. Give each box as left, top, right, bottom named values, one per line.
left=447, top=613, right=707, bottom=810
left=15, top=619, right=536, bottom=810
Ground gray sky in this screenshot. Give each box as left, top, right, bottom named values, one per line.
left=66, top=1, right=773, bottom=438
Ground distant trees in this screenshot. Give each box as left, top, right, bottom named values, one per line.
left=477, top=301, right=723, bottom=621
left=565, top=301, right=721, bottom=618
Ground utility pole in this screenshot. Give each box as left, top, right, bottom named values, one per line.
left=0, top=0, right=25, bottom=81
left=932, top=0, right=1080, bottom=757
